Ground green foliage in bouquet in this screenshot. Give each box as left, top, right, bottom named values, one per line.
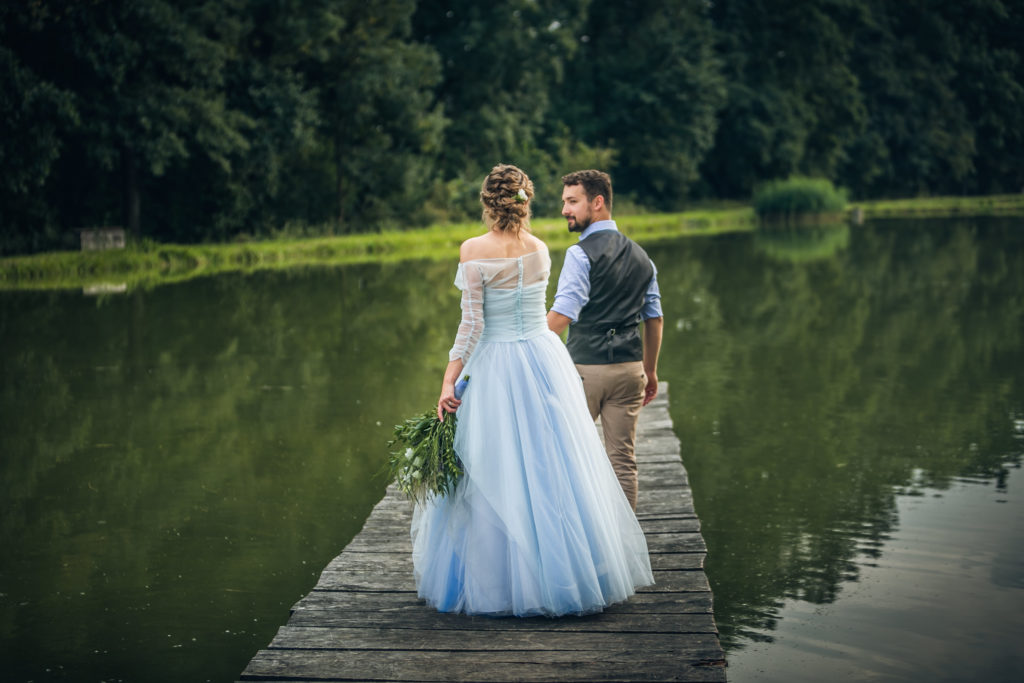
left=387, top=411, right=463, bottom=502
left=387, top=376, right=468, bottom=502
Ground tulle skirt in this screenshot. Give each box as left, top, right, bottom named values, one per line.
left=411, top=329, right=654, bottom=617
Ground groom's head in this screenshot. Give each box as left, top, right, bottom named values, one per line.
left=561, top=170, right=613, bottom=233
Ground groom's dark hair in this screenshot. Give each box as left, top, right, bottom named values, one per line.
left=562, top=169, right=613, bottom=211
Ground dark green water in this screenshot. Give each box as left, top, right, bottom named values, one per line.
left=649, top=218, right=1024, bottom=681
left=1, top=218, right=1022, bottom=681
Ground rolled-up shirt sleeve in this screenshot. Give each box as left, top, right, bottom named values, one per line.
left=550, top=244, right=590, bottom=323
left=643, top=260, right=664, bottom=319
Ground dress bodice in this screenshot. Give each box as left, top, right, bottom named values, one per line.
left=449, top=248, right=551, bottom=362
left=478, top=270, right=548, bottom=342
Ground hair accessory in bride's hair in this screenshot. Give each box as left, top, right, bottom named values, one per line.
left=515, top=188, right=528, bottom=203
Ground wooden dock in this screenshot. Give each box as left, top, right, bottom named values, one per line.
left=241, top=383, right=726, bottom=682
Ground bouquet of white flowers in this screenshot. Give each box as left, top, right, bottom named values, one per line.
left=387, top=375, right=469, bottom=502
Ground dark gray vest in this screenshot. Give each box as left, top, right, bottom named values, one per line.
left=566, top=230, right=654, bottom=365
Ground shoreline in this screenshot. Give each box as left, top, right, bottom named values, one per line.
left=1, top=194, right=1021, bottom=292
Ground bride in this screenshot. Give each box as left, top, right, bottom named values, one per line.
left=411, top=163, right=653, bottom=617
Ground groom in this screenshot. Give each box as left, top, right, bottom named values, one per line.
left=547, top=169, right=664, bottom=511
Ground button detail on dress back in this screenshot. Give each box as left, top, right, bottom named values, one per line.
left=516, top=257, right=525, bottom=340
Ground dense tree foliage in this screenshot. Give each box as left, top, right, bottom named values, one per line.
left=559, top=0, right=724, bottom=208
left=1, top=0, right=1021, bottom=253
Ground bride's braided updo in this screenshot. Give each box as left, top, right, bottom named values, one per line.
left=480, top=163, right=534, bottom=236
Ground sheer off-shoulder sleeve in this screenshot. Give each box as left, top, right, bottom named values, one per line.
left=448, top=262, right=485, bottom=362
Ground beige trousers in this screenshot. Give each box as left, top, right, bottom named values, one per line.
left=576, top=361, right=646, bottom=510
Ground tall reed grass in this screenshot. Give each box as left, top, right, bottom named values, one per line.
left=753, top=177, right=848, bottom=224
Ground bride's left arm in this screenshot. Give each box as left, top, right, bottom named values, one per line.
left=440, top=261, right=483, bottom=419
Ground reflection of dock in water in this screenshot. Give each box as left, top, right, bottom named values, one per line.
left=241, top=383, right=726, bottom=682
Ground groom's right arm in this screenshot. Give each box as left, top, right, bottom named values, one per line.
left=548, top=245, right=589, bottom=338
left=547, top=310, right=571, bottom=335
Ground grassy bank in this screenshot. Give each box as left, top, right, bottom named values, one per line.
left=0, top=208, right=754, bottom=292
left=1, top=194, right=1021, bottom=292
left=856, top=193, right=1024, bottom=217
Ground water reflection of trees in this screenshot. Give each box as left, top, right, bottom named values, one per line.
left=753, top=224, right=851, bottom=263
left=0, top=259, right=466, bottom=681
left=647, top=218, right=1024, bottom=647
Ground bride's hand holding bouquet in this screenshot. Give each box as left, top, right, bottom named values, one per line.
left=386, top=375, right=469, bottom=502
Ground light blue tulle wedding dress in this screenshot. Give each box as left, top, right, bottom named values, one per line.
left=410, top=246, right=654, bottom=617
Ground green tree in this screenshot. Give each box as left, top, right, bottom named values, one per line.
left=304, top=0, right=445, bottom=231
left=0, top=36, right=76, bottom=253
left=840, top=0, right=976, bottom=198
left=146, top=0, right=325, bottom=241
left=410, top=0, right=591, bottom=216
left=928, top=0, right=1023, bottom=195
left=1, top=1, right=254, bottom=243
left=4, top=0, right=1024, bottom=253
left=560, top=0, right=724, bottom=208
left=123, top=0, right=446, bottom=239
left=699, top=0, right=866, bottom=199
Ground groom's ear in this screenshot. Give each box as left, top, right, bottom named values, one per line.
left=592, top=194, right=606, bottom=211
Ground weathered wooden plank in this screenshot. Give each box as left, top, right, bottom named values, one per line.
left=644, top=533, right=707, bottom=553
left=638, top=453, right=685, bottom=465
left=324, top=551, right=412, bottom=573
left=636, top=505, right=696, bottom=521
left=320, top=549, right=705, bottom=579
left=310, top=567, right=708, bottom=593
left=637, top=514, right=700, bottom=526
left=291, top=589, right=715, bottom=615
left=639, top=461, right=687, bottom=474
left=372, top=478, right=690, bottom=513
left=346, top=515, right=705, bottom=547
left=285, top=609, right=718, bottom=634
left=357, top=504, right=703, bottom=536
left=340, top=516, right=702, bottom=555
left=639, top=416, right=675, bottom=430
left=363, top=506, right=413, bottom=522
left=636, top=487, right=697, bottom=511
left=636, top=442, right=685, bottom=458
left=642, top=570, right=711, bottom=593
left=640, top=473, right=690, bottom=489
left=641, top=517, right=701, bottom=533
left=241, top=649, right=726, bottom=682
left=341, top=534, right=411, bottom=553
left=342, top=528, right=709, bottom=550
left=267, top=625, right=721, bottom=651
left=648, top=552, right=707, bottom=570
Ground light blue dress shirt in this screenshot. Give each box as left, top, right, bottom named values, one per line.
left=550, top=220, right=663, bottom=323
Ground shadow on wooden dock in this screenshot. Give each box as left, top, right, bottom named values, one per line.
left=241, top=383, right=727, bottom=682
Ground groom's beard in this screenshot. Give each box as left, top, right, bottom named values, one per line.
left=567, top=214, right=591, bottom=233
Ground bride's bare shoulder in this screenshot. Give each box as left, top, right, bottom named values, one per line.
left=459, top=234, right=494, bottom=262
left=525, top=233, right=548, bottom=252
left=459, top=231, right=547, bottom=262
